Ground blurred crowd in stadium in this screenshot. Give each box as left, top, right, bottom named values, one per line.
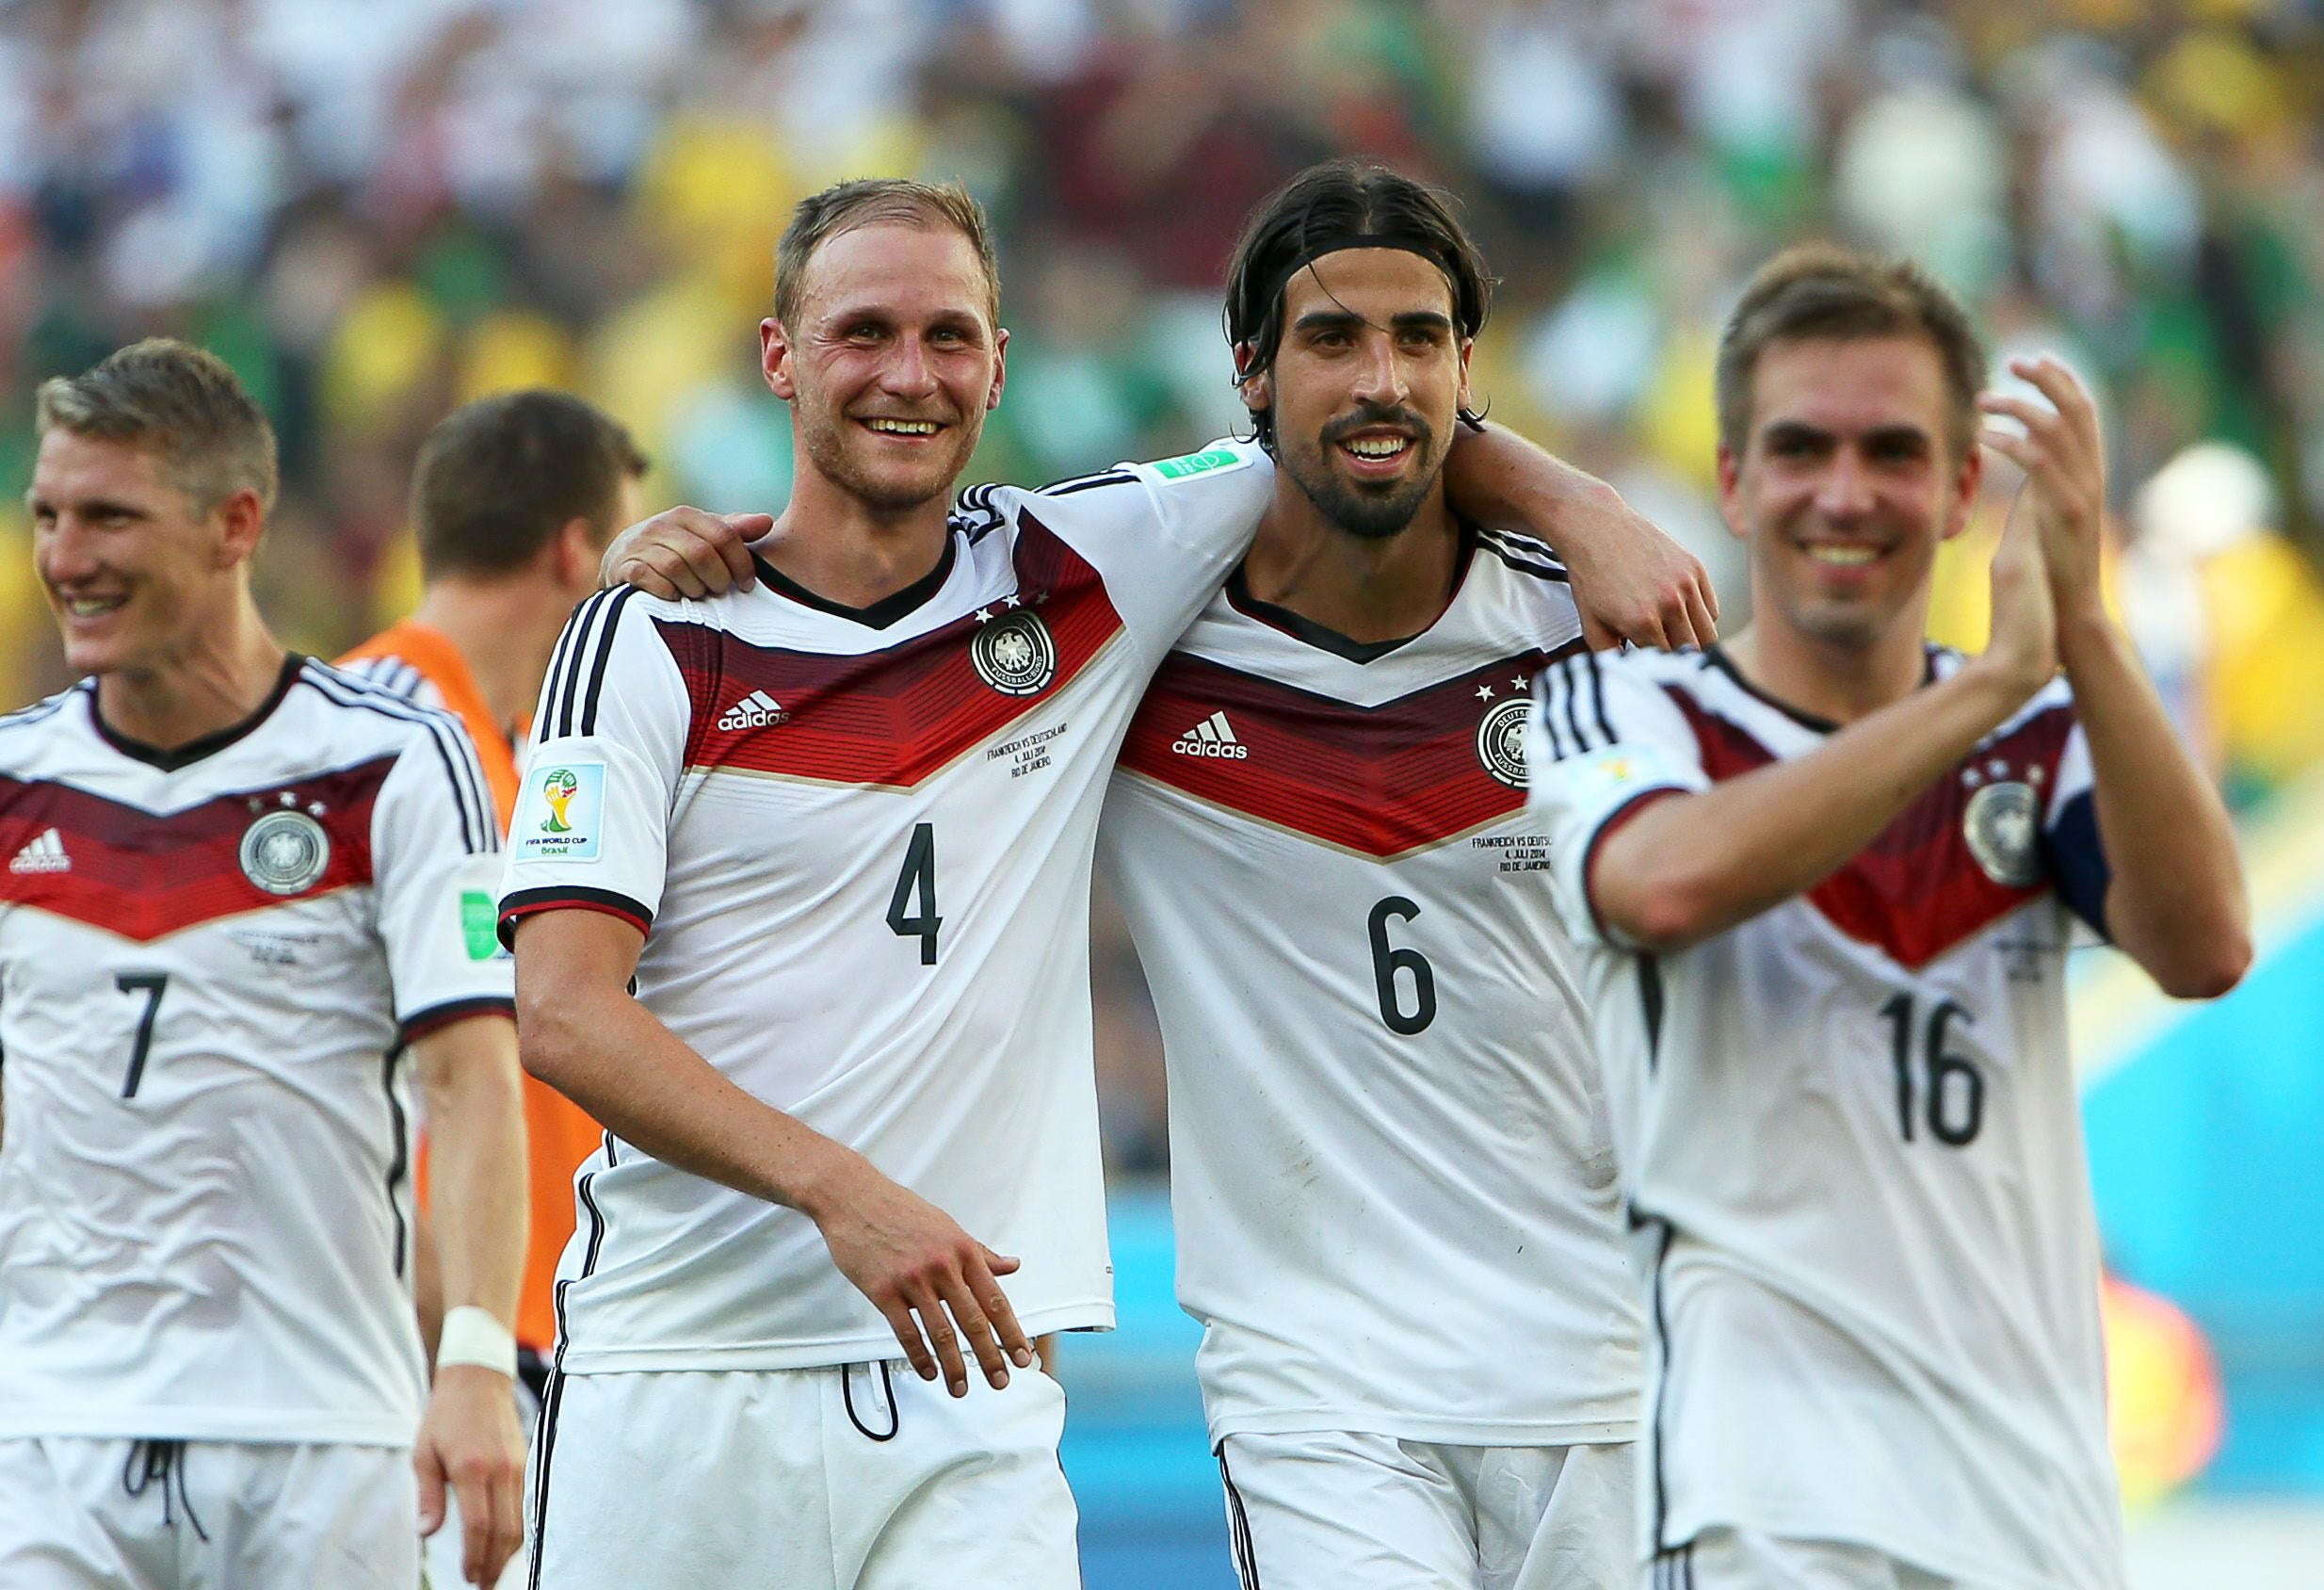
left=6, top=0, right=2324, bottom=1171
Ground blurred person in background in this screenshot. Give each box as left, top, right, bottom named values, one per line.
left=338, top=386, right=647, bottom=1590
left=1529, top=249, right=2249, bottom=1588
left=0, top=340, right=528, bottom=1588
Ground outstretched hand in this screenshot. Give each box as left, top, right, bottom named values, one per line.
left=601, top=508, right=771, bottom=598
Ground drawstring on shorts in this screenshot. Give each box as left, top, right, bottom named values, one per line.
left=841, top=1360, right=901, bottom=1443
left=121, top=1439, right=210, bottom=1541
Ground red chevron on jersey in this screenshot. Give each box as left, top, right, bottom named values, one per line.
left=1670, top=690, right=2077, bottom=968
left=0, top=757, right=393, bottom=942
left=1122, top=650, right=1552, bottom=858
left=668, top=511, right=1124, bottom=789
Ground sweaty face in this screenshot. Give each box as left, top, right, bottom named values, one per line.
left=29, top=430, right=241, bottom=679
left=767, top=223, right=1005, bottom=515
left=1255, top=248, right=1472, bottom=541
left=1720, top=335, right=1978, bottom=650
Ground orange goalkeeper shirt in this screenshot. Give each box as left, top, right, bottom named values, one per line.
left=340, top=618, right=600, bottom=1354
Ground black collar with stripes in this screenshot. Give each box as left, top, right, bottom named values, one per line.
left=1224, top=519, right=1482, bottom=665
left=89, top=652, right=303, bottom=772
left=750, top=534, right=959, bottom=630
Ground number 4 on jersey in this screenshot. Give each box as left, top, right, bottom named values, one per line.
left=887, top=822, right=943, bottom=965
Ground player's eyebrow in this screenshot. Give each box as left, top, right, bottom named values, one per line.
left=24, top=491, right=150, bottom=520
left=1291, top=308, right=1455, bottom=335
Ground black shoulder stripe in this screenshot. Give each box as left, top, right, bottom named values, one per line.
left=309, top=664, right=485, bottom=851
left=1477, top=527, right=1571, bottom=581
left=553, top=588, right=625, bottom=739
left=302, top=664, right=489, bottom=848
left=1582, top=647, right=1615, bottom=746
left=1534, top=663, right=1571, bottom=763
left=1561, top=651, right=1593, bottom=754
left=539, top=602, right=584, bottom=739
left=299, top=664, right=492, bottom=852
left=1038, top=469, right=1138, bottom=497
left=578, top=587, right=638, bottom=738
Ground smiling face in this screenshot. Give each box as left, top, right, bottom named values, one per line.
left=1719, top=333, right=1981, bottom=651
left=762, top=220, right=1006, bottom=516
left=29, top=428, right=258, bottom=679
left=1245, top=247, right=1473, bottom=541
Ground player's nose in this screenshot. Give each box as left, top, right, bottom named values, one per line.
left=1812, top=451, right=1876, bottom=519
left=1347, top=331, right=1408, bottom=407
left=35, top=513, right=105, bottom=588
left=879, top=336, right=941, bottom=399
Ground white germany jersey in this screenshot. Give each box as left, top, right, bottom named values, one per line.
left=1100, top=527, right=1642, bottom=1449
left=498, top=445, right=1271, bottom=1374
left=0, top=657, right=512, bottom=1446
left=1527, top=645, right=2123, bottom=1588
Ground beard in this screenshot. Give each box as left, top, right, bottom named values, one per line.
left=795, top=405, right=978, bottom=514
left=1280, top=403, right=1444, bottom=541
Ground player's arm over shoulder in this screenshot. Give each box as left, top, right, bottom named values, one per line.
left=956, top=440, right=1274, bottom=572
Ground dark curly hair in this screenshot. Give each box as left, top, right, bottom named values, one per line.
left=1222, top=160, right=1493, bottom=453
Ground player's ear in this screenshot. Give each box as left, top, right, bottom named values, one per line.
left=762, top=318, right=797, bottom=401
left=1455, top=335, right=1475, bottom=414
left=1939, top=440, right=1984, bottom=544
left=210, top=487, right=266, bottom=570
left=986, top=326, right=1009, bottom=413
left=1715, top=444, right=1748, bottom=543
left=551, top=516, right=597, bottom=592
left=1235, top=343, right=1272, bottom=419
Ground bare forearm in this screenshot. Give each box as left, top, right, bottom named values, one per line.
left=418, top=1030, right=528, bottom=1325
left=1598, top=666, right=2031, bottom=949
left=2058, top=610, right=2251, bottom=994
left=523, top=986, right=856, bottom=1217
left=1443, top=425, right=1616, bottom=553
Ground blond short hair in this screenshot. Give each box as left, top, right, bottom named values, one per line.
left=36, top=338, right=280, bottom=512
left=773, top=178, right=1000, bottom=332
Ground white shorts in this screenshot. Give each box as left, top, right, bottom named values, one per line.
left=0, top=1435, right=416, bottom=1590
left=1216, top=1430, right=1635, bottom=1589
left=529, top=1360, right=1080, bottom=1589
left=1648, top=1530, right=1958, bottom=1589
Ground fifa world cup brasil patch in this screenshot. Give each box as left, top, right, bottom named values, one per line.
left=516, top=762, right=605, bottom=862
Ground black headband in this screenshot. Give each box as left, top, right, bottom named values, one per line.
left=1261, top=232, right=1462, bottom=326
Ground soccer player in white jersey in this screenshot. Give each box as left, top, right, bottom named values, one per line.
left=511, top=177, right=1712, bottom=1588
left=0, top=340, right=530, bottom=1588
left=1096, top=161, right=1666, bottom=1590
left=1526, top=249, right=2251, bottom=1589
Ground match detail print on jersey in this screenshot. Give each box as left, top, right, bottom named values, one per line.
left=1121, top=649, right=1557, bottom=859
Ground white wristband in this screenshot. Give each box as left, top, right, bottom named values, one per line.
left=436, top=1306, right=517, bottom=1377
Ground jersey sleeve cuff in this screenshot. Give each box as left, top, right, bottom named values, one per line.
left=498, top=885, right=655, bottom=949
left=1580, top=786, right=1689, bottom=946
left=400, top=996, right=517, bottom=1046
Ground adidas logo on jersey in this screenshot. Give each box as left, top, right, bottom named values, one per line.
left=1171, top=711, right=1248, bottom=759
left=8, top=827, right=70, bottom=874
left=717, top=690, right=789, bottom=732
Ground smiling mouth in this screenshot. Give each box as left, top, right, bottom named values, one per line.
left=1803, top=544, right=1880, bottom=567
left=860, top=417, right=943, bottom=438
left=58, top=593, right=128, bottom=618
